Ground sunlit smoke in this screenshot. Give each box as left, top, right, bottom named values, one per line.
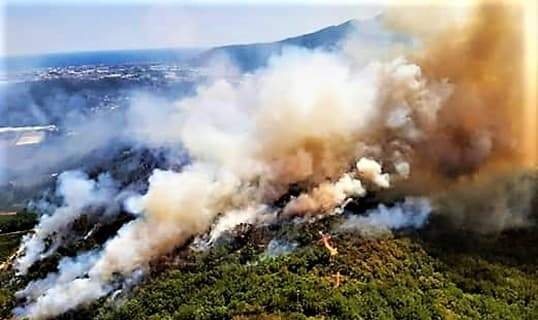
left=339, top=197, right=432, bottom=235
left=11, top=2, right=536, bottom=318
left=14, top=47, right=446, bottom=318
left=15, top=171, right=119, bottom=275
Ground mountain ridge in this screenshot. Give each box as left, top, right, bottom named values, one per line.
left=197, top=15, right=412, bottom=71
left=4, top=15, right=412, bottom=72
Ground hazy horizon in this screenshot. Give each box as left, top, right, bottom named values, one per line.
left=2, top=2, right=384, bottom=57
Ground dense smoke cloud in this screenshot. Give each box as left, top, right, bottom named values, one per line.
left=399, top=2, right=534, bottom=176
left=15, top=46, right=447, bottom=318
left=384, top=0, right=536, bottom=232
left=197, top=205, right=270, bottom=248
left=435, top=172, right=537, bottom=234
left=339, top=197, right=431, bottom=236
left=15, top=171, right=119, bottom=275
left=11, top=1, right=536, bottom=318
left=15, top=250, right=99, bottom=302
left=282, top=157, right=395, bottom=217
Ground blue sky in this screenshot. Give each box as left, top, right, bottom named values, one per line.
left=1, top=0, right=386, bottom=56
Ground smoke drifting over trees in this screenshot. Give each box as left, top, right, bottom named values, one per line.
left=7, top=1, right=537, bottom=318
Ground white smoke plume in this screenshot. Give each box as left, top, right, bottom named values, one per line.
left=339, top=197, right=432, bottom=236
left=13, top=44, right=452, bottom=318
left=356, top=158, right=391, bottom=189
left=90, top=165, right=243, bottom=279
left=193, top=205, right=272, bottom=250
left=282, top=156, right=401, bottom=217
left=15, top=250, right=99, bottom=302
left=264, top=239, right=299, bottom=258
left=283, top=173, right=365, bottom=217
left=15, top=171, right=119, bottom=275
left=15, top=278, right=110, bottom=320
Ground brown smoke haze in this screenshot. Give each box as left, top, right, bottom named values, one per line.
left=385, top=0, right=537, bottom=232
left=10, top=1, right=538, bottom=318
left=420, top=3, right=526, bottom=172
left=386, top=0, right=535, bottom=183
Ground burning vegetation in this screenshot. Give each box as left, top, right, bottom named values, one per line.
left=0, top=0, right=536, bottom=319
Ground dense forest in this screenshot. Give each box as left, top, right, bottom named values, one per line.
left=1, top=194, right=537, bottom=320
